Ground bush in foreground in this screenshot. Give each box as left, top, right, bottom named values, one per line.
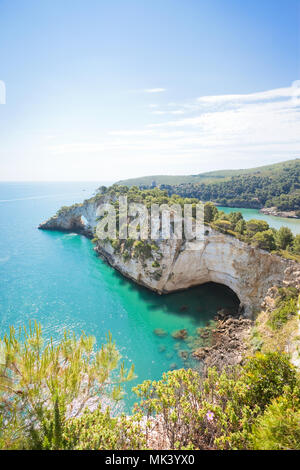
left=0, top=322, right=136, bottom=450
left=133, top=352, right=299, bottom=450
left=0, top=324, right=299, bottom=450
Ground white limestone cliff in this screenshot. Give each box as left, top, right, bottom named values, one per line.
left=39, top=197, right=300, bottom=318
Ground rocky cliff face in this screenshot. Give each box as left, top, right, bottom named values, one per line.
left=39, top=197, right=299, bottom=318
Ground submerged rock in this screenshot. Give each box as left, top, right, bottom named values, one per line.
left=179, top=305, right=189, bottom=312
left=165, top=352, right=174, bottom=359
left=171, top=329, right=188, bottom=340
left=178, top=350, right=189, bottom=360
left=158, top=344, right=166, bottom=353
left=153, top=328, right=168, bottom=337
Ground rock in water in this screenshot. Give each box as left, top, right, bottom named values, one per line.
left=171, top=329, right=188, bottom=340
left=153, top=328, right=168, bottom=337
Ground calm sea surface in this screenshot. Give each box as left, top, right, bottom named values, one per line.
left=0, top=182, right=298, bottom=410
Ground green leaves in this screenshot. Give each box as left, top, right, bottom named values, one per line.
left=133, top=352, right=299, bottom=450
left=1, top=321, right=299, bottom=450
left=0, top=323, right=135, bottom=450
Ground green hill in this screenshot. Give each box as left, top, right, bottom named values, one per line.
left=118, top=159, right=300, bottom=186
left=118, top=159, right=300, bottom=211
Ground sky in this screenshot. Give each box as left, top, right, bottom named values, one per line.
left=0, top=0, right=300, bottom=182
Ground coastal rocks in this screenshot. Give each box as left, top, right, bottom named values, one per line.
left=192, top=316, right=253, bottom=371
left=153, top=328, right=168, bottom=337
left=171, top=329, right=188, bottom=340
left=283, top=265, right=300, bottom=291
left=260, top=207, right=299, bottom=219
left=261, top=286, right=280, bottom=311
left=178, top=350, right=189, bottom=360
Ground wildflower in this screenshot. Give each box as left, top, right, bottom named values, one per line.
left=206, top=411, right=214, bottom=422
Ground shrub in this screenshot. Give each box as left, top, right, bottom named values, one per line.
left=122, top=250, right=131, bottom=262
left=133, top=241, right=153, bottom=260
left=62, top=407, right=146, bottom=450
left=212, top=219, right=232, bottom=232
left=152, top=260, right=160, bottom=268
left=111, top=239, right=121, bottom=252
left=204, top=202, right=218, bottom=223
left=246, top=219, right=269, bottom=235
left=252, top=230, right=276, bottom=251
left=0, top=323, right=135, bottom=450
left=251, top=388, right=300, bottom=450
left=267, top=288, right=298, bottom=331
left=240, top=352, right=297, bottom=410
left=275, top=227, right=294, bottom=250
left=293, top=234, right=300, bottom=254
left=268, top=298, right=298, bottom=330
left=235, top=219, right=246, bottom=234
left=133, top=352, right=298, bottom=450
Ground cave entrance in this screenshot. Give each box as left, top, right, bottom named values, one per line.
left=182, top=282, right=241, bottom=318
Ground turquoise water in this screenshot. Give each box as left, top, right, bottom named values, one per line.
left=218, top=206, right=300, bottom=234
left=0, top=182, right=239, bottom=411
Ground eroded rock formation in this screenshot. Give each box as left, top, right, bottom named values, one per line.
left=39, top=196, right=299, bottom=318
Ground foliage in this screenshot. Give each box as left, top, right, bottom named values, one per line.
left=252, top=230, right=276, bottom=251
left=212, top=219, right=233, bottom=232
left=204, top=202, right=218, bottom=223
left=240, top=352, right=297, bottom=410
left=235, top=218, right=246, bottom=234
left=205, top=209, right=299, bottom=259
left=133, top=352, right=299, bottom=450
left=275, top=227, right=294, bottom=250
left=251, top=286, right=300, bottom=355
left=62, top=407, right=146, bottom=450
left=268, top=297, right=298, bottom=330
left=251, top=388, right=300, bottom=450
left=246, top=219, right=269, bottom=235
left=0, top=323, right=135, bottom=450
left=293, top=234, right=300, bottom=254
left=152, top=260, right=160, bottom=268
left=57, top=183, right=299, bottom=261
left=151, top=159, right=300, bottom=212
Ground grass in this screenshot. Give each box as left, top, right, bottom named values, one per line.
left=251, top=310, right=299, bottom=354
left=249, top=288, right=300, bottom=355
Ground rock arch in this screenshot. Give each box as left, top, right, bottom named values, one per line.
left=39, top=203, right=297, bottom=318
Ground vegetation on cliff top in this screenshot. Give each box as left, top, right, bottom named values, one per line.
left=204, top=202, right=300, bottom=261
left=88, top=186, right=300, bottom=261
left=54, top=185, right=300, bottom=263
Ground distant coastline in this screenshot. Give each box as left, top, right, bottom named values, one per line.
left=259, top=206, right=299, bottom=219
left=216, top=203, right=299, bottom=219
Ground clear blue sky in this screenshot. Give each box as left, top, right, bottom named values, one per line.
left=0, top=0, right=299, bottom=181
